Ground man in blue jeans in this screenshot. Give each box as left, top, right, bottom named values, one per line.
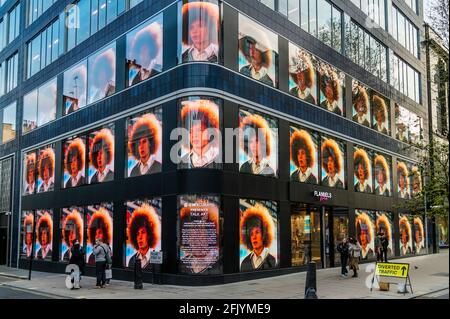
left=93, top=237, right=109, bottom=288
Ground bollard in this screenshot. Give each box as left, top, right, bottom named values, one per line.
left=304, top=261, right=318, bottom=299
left=134, top=258, right=143, bottom=289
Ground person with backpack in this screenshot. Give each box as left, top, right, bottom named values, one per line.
left=69, top=239, right=85, bottom=289
left=381, top=231, right=389, bottom=262
left=105, top=243, right=113, bottom=285
left=93, top=237, right=111, bottom=288
left=348, top=237, right=361, bottom=278
left=336, top=238, right=349, bottom=277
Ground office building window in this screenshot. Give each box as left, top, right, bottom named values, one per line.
left=2, top=102, right=17, bottom=143
left=0, top=18, right=6, bottom=51
left=26, top=18, right=63, bottom=78
left=0, top=61, right=4, bottom=97
left=403, top=0, right=417, bottom=14
left=6, top=52, right=18, bottom=92
left=8, top=2, right=21, bottom=44
left=350, top=0, right=386, bottom=29
left=28, top=0, right=57, bottom=25
left=390, top=6, right=419, bottom=57
left=390, top=54, right=421, bottom=103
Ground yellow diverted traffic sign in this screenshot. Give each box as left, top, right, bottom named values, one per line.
left=375, top=262, right=410, bottom=278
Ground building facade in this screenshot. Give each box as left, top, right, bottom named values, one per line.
left=0, top=0, right=436, bottom=285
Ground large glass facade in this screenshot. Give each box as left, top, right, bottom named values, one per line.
left=390, top=5, right=419, bottom=57
left=390, top=54, right=421, bottom=103
left=87, top=44, right=116, bottom=104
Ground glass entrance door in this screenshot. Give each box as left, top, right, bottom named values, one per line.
left=324, top=207, right=348, bottom=268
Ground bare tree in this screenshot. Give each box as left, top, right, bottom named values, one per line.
left=428, top=0, right=449, bottom=48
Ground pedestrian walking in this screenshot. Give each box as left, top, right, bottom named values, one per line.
left=348, top=237, right=361, bottom=278
left=381, top=231, right=389, bottom=263
left=375, top=232, right=382, bottom=262
left=105, top=243, right=113, bottom=285
left=69, top=239, right=85, bottom=289
left=93, top=237, right=110, bottom=288
left=336, top=238, right=349, bottom=277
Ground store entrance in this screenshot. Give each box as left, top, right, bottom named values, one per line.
left=323, top=207, right=349, bottom=268
left=0, top=228, right=7, bottom=265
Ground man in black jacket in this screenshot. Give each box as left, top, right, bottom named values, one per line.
left=336, top=238, right=349, bottom=277
left=380, top=232, right=389, bottom=262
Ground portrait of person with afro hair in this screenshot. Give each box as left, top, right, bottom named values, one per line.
left=61, top=208, right=84, bottom=261
left=239, top=111, right=276, bottom=177
left=376, top=212, right=393, bottom=255
left=352, top=83, right=371, bottom=127
left=64, top=138, right=86, bottom=188
left=319, top=63, right=342, bottom=115
left=239, top=14, right=277, bottom=87
left=321, top=138, right=344, bottom=188
left=37, top=147, right=55, bottom=193
left=289, top=46, right=317, bottom=104
left=399, top=215, right=412, bottom=255
left=23, top=152, right=36, bottom=195
left=126, top=203, right=161, bottom=270
left=374, top=154, right=391, bottom=196
left=88, top=46, right=116, bottom=104
left=35, top=211, right=53, bottom=260
left=22, top=212, right=34, bottom=258
left=411, top=166, right=422, bottom=197
left=89, top=128, right=115, bottom=184
left=178, top=196, right=221, bottom=274
left=181, top=1, right=220, bottom=63
left=354, top=148, right=372, bottom=193
left=355, top=211, right=375, bottom=259
left=128, top=112, right=162, bottom=177
left=290, top=128, right=318, bottom=184
left=397, top=161, right=410, bottom=199
left=87, top=206, right=113, bottom=264
left=126, top=18, right=163, bottom=86
left=179, top=99, right=221, bottom=169
left=372, top=94, right=389, bottom=135
left=413, top=217, right=425, bottom=254
left=240, top=201, right=277, bottom=272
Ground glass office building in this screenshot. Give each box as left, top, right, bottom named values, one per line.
left=0, top=0, right=436, bottom=284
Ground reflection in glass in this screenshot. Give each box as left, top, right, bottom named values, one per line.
left=289, top=43, right=317, bottom=104
left=63, top=61, right=87, bottom=115
left=88, top=44, right=116, bottom=104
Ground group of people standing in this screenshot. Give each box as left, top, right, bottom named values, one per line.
left=336, top=232, right=389, bottom=278
left=68, top=237, right=112, bottom=289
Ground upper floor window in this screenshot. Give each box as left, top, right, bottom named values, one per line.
left=344, top=19, right=387, bottom=82
left=390, top=53, right=421, bottom=103
left=350, top=0, right=386, bottom=30
left=8, top=2, right=21, bottom=44
left=0, top=60, right=5, bottom=96
left=402, top=0, right=417, bottom=14
left=6, top=52, right=18, bottom=92
left=28, top=0, right=57, bottom=25
left=26, top=17, right=64, bottom=78
left=390, top=5, right=419, bottom=58
left=0, top=18, right=6, bottom=51
left=1, top=102, right=17, bottom=143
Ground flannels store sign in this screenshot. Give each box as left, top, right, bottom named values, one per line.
left=313, top=191, right=332, bottom=202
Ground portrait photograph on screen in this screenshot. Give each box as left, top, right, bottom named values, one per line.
left=352, top=81, right=371, bottom=127
left=411, top=165, right=423, bottom=198
left=376, top=211, right=394, bottom=256
left=239, top=108, right=278, bottom=177
left=35, top=209, right=53, bottom=260
left=60, top=207, right=84, bottom=262
left=239, top=199, right=278, bottom=272
left=36, top=145, right=55, bottom=193
left=289, top=42, right=317, bottom=105
left=321, top=136, right=345, bottom=189
left=63, top=60, right=87, bottom=115
left=178, top=195, right=222, bottom=275
left=180, top=0, right=220, bottom=63
left=23, top=151, right=37, bottom=196
left=88, top=43, right=116, bottom=104
left=370, top=90, right=390, bottom=135
left=355, top=210, right=376, bottom=260
left=413, top=216, right=426, bottom=255
left=289, top=125, right=319, bottom=184
left=63, top=136, right=86, bottom=188
left=21, top=211, right=34, bottom=258
left=126, top=14, right=163, bottom=87
left=318, top=60, right=344, bottom=115
left=238, top=14, right=278, bottom=87
left=127, top=107, right=163, bottom=177
left=397, top=161, right=411, bottom=199
left=399, top=213, right=413, bottom=256
left=85, top=203, right=113, bottom=265
left=353, top=146, right=373, bottom=194
left=178, top=97, right=222, bottom=169
left=373, top=153, right=392, bottom=197
left=88, top=125, right=115, bottom=184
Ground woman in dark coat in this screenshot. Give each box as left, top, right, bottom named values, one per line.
left=69, top=239, right=85, bottom=289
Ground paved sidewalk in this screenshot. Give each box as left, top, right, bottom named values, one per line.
left=0, top=251, right=448, bottom=299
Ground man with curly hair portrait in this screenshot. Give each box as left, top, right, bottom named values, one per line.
left=321, top=139, right=344, bottom=188
left=290, top=129, right=317, bottom=184
left=38, top=148, right=55, bottom=193
left=89, top=128, right=114, bottom=184
left=65, top=138, right=86, bottom=188
left=354, top=148, right=372, bottom=193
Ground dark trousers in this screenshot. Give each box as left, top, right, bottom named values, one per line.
left=95, top=261, right=106, bottom=286
left=381, top=249, right=388, bottom=262
left=376, top=250, right=382, bottom=262
left=340, top=255, right=348, bottom=275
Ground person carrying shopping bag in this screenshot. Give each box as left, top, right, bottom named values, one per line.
left=93, top=237, right=111, bottom=288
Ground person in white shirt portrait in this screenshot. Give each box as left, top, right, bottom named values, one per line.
left=87, top=208, right=113, bottom=264
left=127, top=204, right=160, bottom=270
left=290, top=129, right=318, bottom=184
left=88, top=50, right=116, bottom=104
left=180, top=100, right=221, bottom=169
left=374, top=155, right=391, bottom=196
left=65, top=138, right=86, bottom=188
left=127, top=22, right=162, bottom=86
left=399, top=216, right=412, bottom=255
left=321, top=139, right=344, bottom=188
left=24, top=153, right=37, bottom=195
left=240, top=203, right=277, bottom=272
left=289, top=52, right=316, bottom=104
left=36, top=213, right=52, bottom=260
left=397, top=162, right=410, bottom=199
left=128, top=113, right=162, bottom=177
left=182, top=1, right=219, bottom=63
left=23, top=213, right=34, bottom=258
left=354, top=149, right=372, bottom=193
left=239, top=36, right=274, bottom=86
left=38, top=148, right=55, bottom=193
left=319, top=68, right=342, bottom=115
left=372, top=95, right=389, bottom=135
left=352, top=85, right=370, bottom=127
left=89, top=129, right=114, bottom=184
